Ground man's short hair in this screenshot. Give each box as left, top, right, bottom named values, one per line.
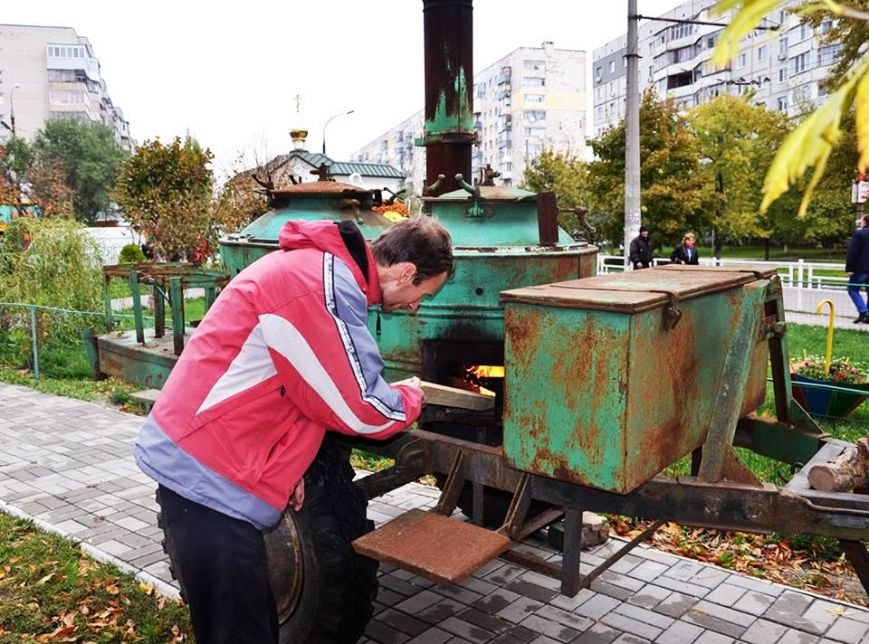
left=372, top=216, right=454, bottom=284
left=862, top=215, right=869, bottom=227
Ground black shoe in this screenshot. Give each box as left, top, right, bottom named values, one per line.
left=858, top=313, right=869, bottom=323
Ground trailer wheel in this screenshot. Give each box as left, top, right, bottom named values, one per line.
left=157, top=436, right=379, bottom=644
left=268, top=436, right=379, bottom=644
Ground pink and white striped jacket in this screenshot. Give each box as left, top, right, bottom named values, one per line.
left=134, top=221, right=423, bottom=529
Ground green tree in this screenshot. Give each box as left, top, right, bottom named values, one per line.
left=31, top=119, right=128, bottom=222
left=521, top=150, right=595, bottom=237
left=689, top=95, right=793, bottom=257
left=714, top=0, right=869, bottom=214
left=586, top=90, right=711, bottom=248
left=114, top=136, right=215, bottom=261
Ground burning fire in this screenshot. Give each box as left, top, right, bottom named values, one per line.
left=464, top=364, right=504, bottom=398
left=467, top=365, right=505, bottom=379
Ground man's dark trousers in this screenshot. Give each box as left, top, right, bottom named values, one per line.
left=157, top=485, right=279, bottom=643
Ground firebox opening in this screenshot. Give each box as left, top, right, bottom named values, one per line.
left=421, top=340, right=505, bottom=446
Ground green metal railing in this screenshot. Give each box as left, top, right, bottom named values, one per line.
left=102, top=264, right=227, bottom=356
left=0, top=302, right=150, bottom=379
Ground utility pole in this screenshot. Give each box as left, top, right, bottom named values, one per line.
left=624, top=0, right=641, bottom=267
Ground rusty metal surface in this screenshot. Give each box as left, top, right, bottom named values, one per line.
left=502, top=273, right=770, bottom=494
left=352, top=508, right=512, bottom=584
left=500, top=267, right=756, bottom=312
left=397, top=430, right=869, bottom=540
left=423, top=0, right=474, bottom=193
left=427, top=185, right=538, bottom=202
left=103, top=263, right=230, bottom=288
left=269, top=181, right=372, bottom=195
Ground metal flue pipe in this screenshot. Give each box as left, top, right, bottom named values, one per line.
left=422, top=0, right=474, bottom=195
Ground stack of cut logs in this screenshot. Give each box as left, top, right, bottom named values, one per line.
left=808, top=438, right=869, bottom=492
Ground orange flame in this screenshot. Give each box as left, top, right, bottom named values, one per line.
left=467, top=365, right=505, bottom=379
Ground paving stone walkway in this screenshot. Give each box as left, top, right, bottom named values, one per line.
left=0, top=381, right=867, bottom=644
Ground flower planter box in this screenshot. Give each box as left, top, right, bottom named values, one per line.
left=791, top=371, right=869, bottom=418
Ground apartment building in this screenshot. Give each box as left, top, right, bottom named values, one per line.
left=0, top=24, right=133, bottom=149
left=352, top=45, right=586, bottom=192
left=592, top=0, right=840, bottom=137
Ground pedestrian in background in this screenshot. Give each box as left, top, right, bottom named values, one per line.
left=629, top=225, right=653, bottom=269
left=670, top=232, right=700, bottom=265
left=846, top=214, right=869, bottom=324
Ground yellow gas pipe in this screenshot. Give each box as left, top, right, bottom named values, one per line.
left=815, top=299, right=835, bottom=375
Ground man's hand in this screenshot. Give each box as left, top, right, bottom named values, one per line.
left=289, top=478, right=305, bottom=512
left=406, top=376, right=427, bottom=406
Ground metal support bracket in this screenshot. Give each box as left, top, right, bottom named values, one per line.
left=435, top=451, right=468, bottom=516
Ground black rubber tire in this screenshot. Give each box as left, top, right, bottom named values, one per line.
left=270, top=436, right=379, bottom=644
left=156, top=436, right=379, bottom=644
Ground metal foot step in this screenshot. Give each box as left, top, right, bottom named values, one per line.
left=352, top=508, right=513, bottom=584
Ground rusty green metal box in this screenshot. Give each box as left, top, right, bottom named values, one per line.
left=500, top=266, right=773, bottom=494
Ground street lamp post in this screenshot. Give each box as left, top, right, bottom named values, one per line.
left=322, top=109, right=354, bottom=155
left=10, top=83, right=20, bottom=136
left=1, top=83, right=20, bottom=137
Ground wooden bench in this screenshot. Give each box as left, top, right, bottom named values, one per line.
left=129, top=388, right=161, bottom=412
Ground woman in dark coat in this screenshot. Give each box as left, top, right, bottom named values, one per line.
left=670, top=232, right=699, bottom=265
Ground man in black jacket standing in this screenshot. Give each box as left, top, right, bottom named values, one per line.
left=629, top=225, right=654, bottom=269
left=846, top=214, right=869, bottom=323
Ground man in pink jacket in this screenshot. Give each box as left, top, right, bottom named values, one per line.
left=134, top=217, right=453, bottom=642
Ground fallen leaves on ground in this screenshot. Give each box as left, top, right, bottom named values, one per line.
left=610, top=517, right=867, bottom=606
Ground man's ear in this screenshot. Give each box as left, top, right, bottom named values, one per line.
left=399, top=262, right=417, bottom=284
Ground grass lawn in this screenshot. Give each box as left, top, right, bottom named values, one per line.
left=0, top=512, right=192, bottom=642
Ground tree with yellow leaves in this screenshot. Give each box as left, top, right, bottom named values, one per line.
left=713, top=0, right=868, bottom=216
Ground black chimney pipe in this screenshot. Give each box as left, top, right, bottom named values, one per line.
left=422, top=0, right=474, bottom=196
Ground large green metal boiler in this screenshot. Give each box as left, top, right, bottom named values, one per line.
left=220, top=181, right=393, bottom=276
left=372, top=184, right=597, bottom=384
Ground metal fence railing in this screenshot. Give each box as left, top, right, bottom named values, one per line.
left=0, top=302, right=148, bottom=379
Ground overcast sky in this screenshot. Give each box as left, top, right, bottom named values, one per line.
left=5, top=1, right=677, bottom=178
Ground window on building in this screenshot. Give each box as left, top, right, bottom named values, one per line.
left=791, top=51, right=811, bottom=75
left=609, top=60, right=615, bottom=73
left=524, top=76, right=545, bottom=87
left=669, top=22, right=694, bottom=40
left=778, top=36, right=788, bottom=58
left=779, top=67, right=788, bottom=83
left=524, top=59, right=545, bottom=72
left=595, top=66, right=602, bottom=82
left=524, top=110, right=546, bottom=122
left=49, top=89, right=85, bottom=104
left=818, top=19, right=834, bottom=34
left=671, top=46, right=693, bottom=64
left=800, top=23, right=812, bottom=40
left=525, top=126, right=546, bottom=137
left=736, top=53, right=746, bottom=69
left=757, top=45, right=767, bottom=61
left=777, top=96, right=788, bottom=112
left=526, top=142, right=543, bottom=156
left=818, top=44, right=843, bottom=67
left=48, top=69, right=77, bottom=82
left=525, top=94, right=545, bottom=103
left=707, top=35, right=717, bottom=49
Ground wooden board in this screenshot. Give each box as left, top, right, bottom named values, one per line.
left=392, top=379, right=494, bottom=411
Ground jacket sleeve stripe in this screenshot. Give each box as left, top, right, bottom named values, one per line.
left=259, top=313, right=405, bottom=432
left=324, top=254, right=407, bottom=421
